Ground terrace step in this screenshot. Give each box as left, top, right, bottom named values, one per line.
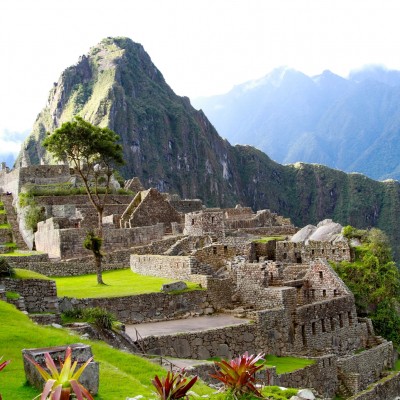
left=1, top=194, right=28, bottom=250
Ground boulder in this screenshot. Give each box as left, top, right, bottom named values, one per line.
left=161, top=281, right=187, bottom=292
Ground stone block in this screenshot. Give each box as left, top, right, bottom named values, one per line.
left=161, top=281, right=188, bottom=292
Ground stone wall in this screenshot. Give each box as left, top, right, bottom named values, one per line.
left=225, top=209, right=291, bottom=230
left=274, top=355, right=338, bottom=398
left=0, top=168, right=19, bottom=196
left=59, top=290, right=209, bottom=324
left=348, top=371, right=400, bottom=400
left=36, top=194, right=133, bottom=207
left=337, top=341, right=394, bottom=393
left=140, top=322, right=260, bottom=359
left=8, top=254, right=131, bottom=277
left=131, top=254, right=196, bottom=281
left=121, top=189, right=182, bottom=231
left=35, top=219, right=164, bottom=259
left=192, top=244, right=237, bottom=273
left=183, top=210, right=225, bottom=238
left=276, top=240, right=351, bottom=264
left=0, top=277, right=59, bottom=313
left=167, top=199, right=203, bottom=213
left=292, top=296, right=368, bottom=355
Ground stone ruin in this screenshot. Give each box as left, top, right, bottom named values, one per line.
left=0, top=162, right=398, bottom=399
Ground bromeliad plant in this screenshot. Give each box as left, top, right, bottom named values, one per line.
left=24, top=346, right=94, bottom=400
left=151, top=370, right=198, bottom=399
left=210, top=352, right=265, bottom=399
left=0, top=357, right=11, bottom=400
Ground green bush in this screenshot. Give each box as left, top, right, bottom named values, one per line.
left=5, top=291, right=20, bottom=300
left=0, top=258, right=14, bottom=278
left=83, top=307, right=116, bottom=330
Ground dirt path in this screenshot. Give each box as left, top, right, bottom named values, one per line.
left=125, top=314, right=250, bottom=339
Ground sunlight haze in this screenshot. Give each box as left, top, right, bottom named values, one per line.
left=1, top=0, right=400, bottom=157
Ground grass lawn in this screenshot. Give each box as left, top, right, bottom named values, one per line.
left=2, top=251, right=44, bottom=257
left=14, top=268, right=51, bottom=280
left=254, top=236, right=286, bottom=243
left=265, top=355, right=315, bottom=374
left=0, top=301, right=214, bottom=399
left=208, top=354, right=314, bottom=374
left=53, top=268, right=202, bottom=298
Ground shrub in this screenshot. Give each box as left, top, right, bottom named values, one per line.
left=0, top=257, right=14, bottom=278
left=210, top=352, right=265, bottom=399
left=83, top=307, right=116, bottom=330
left=152, top=370, right=198, bottom=399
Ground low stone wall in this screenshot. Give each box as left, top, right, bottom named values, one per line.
left=59, top=290, right=209, bottom=324
left=0, top=228, right=12, bottom=243
left=11, top=259, right=129, bottom=277
left=348, top=371, right=400, bottom=400
left=273, top=355, right=338, bottom=398
left=337, top=341, right=394, bottom=393
left=0, top=277, right=58, bottom=313
left=35, top=220, right=164, bottom=259
left=140, top=323, right=260, bottom=359
left=131, top=254, right=197, bottom=281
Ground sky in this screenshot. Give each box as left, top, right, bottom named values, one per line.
left=1, top=0, right=400, bottom=160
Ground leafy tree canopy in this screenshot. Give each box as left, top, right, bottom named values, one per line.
left=335, top=226, right=400, bottom=345
left=43, top=116, right=124, bottom=284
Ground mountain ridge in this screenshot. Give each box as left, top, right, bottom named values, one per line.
left=16, top=37, right=400, bottom=258
left=193, top=65, right=400, bottom=181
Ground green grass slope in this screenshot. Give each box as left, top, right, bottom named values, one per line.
left=0, top=301, right=213, bottom=399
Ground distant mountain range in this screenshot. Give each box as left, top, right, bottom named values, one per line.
left=16, top=38, right=400, bottom=259
left=193, top=65, right=400, bottom=181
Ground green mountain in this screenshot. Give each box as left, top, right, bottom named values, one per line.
left=193, top=66, right=400, bottom=181
left=16, top=38, right=400, bottom=258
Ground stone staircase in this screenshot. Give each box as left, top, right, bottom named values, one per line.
left=1, top=195, right=28, bottom=249
left=337, top=370, right=355, bottom=398
left=366, top=335, right=385, bottom=348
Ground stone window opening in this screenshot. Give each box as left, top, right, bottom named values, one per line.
left=348, top=311, right=353, bottom=325
left=283, top=253, right=287, bottom=259
left=311, top=249, right=315, bottom=255
left=333, top=289, right=339, bottom=296
left=301, top=324, right=306, bottom=345
left=224, top=245, right=228, bottom=253
left=339, top=313, right=343, bottom=328
left=296, top=256, right=302, bottom=264
left=330, top=317, right=335, bottom=331
left=332, top=249, right=335, bottom=254
left=191, top=219, right=195, bottom=225
left=270, top=272, right=273, bottom=281
left=312, top=322, right=316, bottom=335
left=322, top=289, right=326, bottom=297
left=319, top=271, right=323, bottom=279
left=343, top=249, right=346, bottom=253
left=321, top=319, right=326, bottom=332
left=211, top=216, right=215, bottom=224
left=213, top=246, right=217, bottom=254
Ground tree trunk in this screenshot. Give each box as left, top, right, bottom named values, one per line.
left=95, top=252, right=104, bottom=285
left=96, top=208, right=104, bottom=285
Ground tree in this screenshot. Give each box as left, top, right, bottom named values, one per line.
left=43, top=116, right=124, bottom=284
left=334, top=226, right=400, bottom=345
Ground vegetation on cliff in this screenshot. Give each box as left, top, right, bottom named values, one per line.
left=334, top=226, right=400, bottom=345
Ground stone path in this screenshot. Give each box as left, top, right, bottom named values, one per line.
left=125, top=314, right=250, bottom=339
